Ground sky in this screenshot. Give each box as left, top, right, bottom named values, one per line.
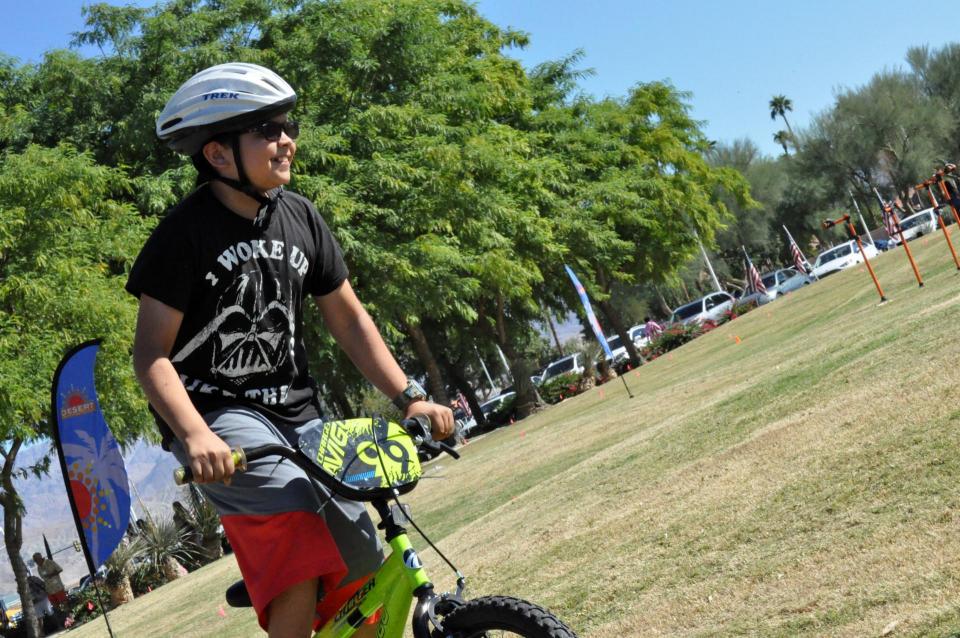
left=1, top=0, right=956, bottom=157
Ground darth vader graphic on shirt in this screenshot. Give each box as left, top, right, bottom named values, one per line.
left=172, top=267, right=297, bottom=392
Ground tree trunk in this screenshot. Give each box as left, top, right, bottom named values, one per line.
left=500, top=341, right=542, bottom=418
left=597, top=298, right=642, bottom=367
left=653, top=285, right=672, bottom=318
left=162, top=557, right=183, bottom=582
left=402, top=320, right=450, bottom=407
left=542, top=310, right=564, bottom=357
left=1, top=438, right=42, bottom=638
left=109, top=576, right=134, bottom=606
left=202, top=535, right=223, bottom=562
left=439, top=356, right=487, bottom=430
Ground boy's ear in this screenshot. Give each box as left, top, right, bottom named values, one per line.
left=202, top=139, right=233, bottom=170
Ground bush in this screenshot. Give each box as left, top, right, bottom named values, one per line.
left=642, top=322, right=706, bottom=359
left=130, top=561, right=165, bottom=597
left=538, top=372, right=582, bottom=404
left=65, top=587, right=109, bottom=626
left=730, top=298, right=758, bottom=317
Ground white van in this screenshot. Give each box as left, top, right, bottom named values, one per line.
left=892, top=208, right=937, bottom=243
left=810, top=240, right=879, bottom=279
left=538, top=353, right=584, bottom=385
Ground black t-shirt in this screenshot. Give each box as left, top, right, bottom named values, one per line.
left=126, top=185, right=348, bottom=444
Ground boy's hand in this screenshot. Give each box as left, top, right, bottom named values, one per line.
left=405, top=401, right=454, bottom=440
left=183, top=429, right=235, bottom=484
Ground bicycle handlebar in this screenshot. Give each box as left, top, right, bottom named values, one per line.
left=173, top=417, right=458, bottom=486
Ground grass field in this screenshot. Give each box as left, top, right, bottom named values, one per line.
left=71, top=233, right=960, bottom=637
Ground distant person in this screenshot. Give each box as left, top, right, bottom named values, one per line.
left=28, top=572, right=53, bottom=628
left=32, top=552, right=66, bottom=611
left=643, top=316, right=663, bottom=339
left=943, top=175, right=960, bottom=214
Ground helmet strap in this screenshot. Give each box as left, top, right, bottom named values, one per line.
left=211, top=132, right=282, bottom=228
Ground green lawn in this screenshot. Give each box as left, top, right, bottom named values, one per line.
left=71, top=234, right=960, bottom=637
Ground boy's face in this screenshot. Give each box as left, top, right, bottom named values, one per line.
left=208, top=114, right=297, bottom=191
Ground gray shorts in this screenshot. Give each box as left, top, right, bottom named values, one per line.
left=169, top=407, right=383, bottom=597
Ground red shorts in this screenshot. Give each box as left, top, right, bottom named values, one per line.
left=222, top=510, right=377, bottom=631
left=48, top=590, right=66, bottom=606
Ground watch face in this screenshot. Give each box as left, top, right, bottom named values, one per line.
left=405, top=380, right=426, bottom=401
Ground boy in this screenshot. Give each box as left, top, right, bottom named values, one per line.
left=127, top=63, right=452, bottom=638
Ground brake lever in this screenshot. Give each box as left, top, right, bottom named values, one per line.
left=437, top=441, right=460, bottom=460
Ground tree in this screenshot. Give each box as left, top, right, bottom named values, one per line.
left=773, top=130, right=791, bottom=156
left=533, top=82, right=754, bottom=366
left=769, top=94, right=795, bottom=139
left=0, top=145, right=150, bottom=638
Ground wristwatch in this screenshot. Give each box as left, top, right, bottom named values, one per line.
left=392, top=379, right=427, bottom=411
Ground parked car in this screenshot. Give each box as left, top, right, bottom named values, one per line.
left=0, top=592, right=21, bottom=628
left=809, top=240, right=879, bottom=279
left=479, top=392, right=515, bottom=416
left=890, top=208, right=937, bottom=244
left=603, top=335, right=630, bottom=370
left=454, top=407, right=478, bottom=438
left=476, top=391, right=516, bottom=430
left=776, top=267, right=814, bottom=293
left=538, top=353, right=584, bottom=386
left=669, top=291, right=736, bottom=325
left=627, top=324, right=650, bottom=348
left=740, top=267, right=812, bottom=306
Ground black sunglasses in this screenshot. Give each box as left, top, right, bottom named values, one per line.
left=244, top=120, right=300, bottom=142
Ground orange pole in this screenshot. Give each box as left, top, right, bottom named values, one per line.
left=920, top=181, right=960, bottom=270
left=849, top=222, right=887, bottom=302
left=822, top=214, right=887, bottom=302
left=885, top=202, right=924, bottom=287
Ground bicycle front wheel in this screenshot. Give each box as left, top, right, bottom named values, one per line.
left=437, top=595, right=577, bottom=638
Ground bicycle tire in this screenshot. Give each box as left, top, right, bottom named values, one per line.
left=436, top=595, right=578, bottom=638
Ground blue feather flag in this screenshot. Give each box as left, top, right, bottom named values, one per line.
left=50, top=340, right=131, bottom=574
left=564, top=265, right=614, bottom=360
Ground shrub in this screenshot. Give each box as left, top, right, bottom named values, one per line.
left=66, top=587, right=109, bottom=626
left=539, top=371, right=582, bottom=404
left=130, top=561, right=166, bottom=597
left=642, top=322, right=706, bottom=358
left=730, top=298, right=758, bottom=317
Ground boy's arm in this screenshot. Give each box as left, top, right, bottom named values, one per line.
left=314, top=281, right=454, bottom=438
left=132, top=294, right=235, bottom=483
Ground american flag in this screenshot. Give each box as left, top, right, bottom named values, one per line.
left=787, top=236, right=808, bottom=274
left=744, top=252, right=767, bottom=295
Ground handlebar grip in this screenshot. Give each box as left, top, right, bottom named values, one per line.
left=400, top=415, right=432, bottom=440
left=174, top=448, right=247, bottom=486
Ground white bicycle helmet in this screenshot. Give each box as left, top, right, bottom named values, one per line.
left=157, top=62, right=296, bottom=156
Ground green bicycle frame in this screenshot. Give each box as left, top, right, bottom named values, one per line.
left=313, top=508, right=437, bottom=638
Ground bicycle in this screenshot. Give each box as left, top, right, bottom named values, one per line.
left=175, top=415, right=578, bottom=638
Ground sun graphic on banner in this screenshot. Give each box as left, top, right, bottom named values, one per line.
left=60, top=387, right=96, bottom=420
left=67, top=460, right=111, bottom=533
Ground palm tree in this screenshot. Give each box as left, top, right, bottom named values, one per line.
left=769, top=95, right=795, bottom=138
left=138, top=516, right=195, bottom=582
left=186, top=484, right=224, bottom=563
left=773, top=130, right=791, bottom=156
left=104, top=538, right=143, bottom=606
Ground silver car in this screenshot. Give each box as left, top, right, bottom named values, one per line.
left=740, top=267, right=812, bottom=306
left=669, top=291, right=735, bottom=325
